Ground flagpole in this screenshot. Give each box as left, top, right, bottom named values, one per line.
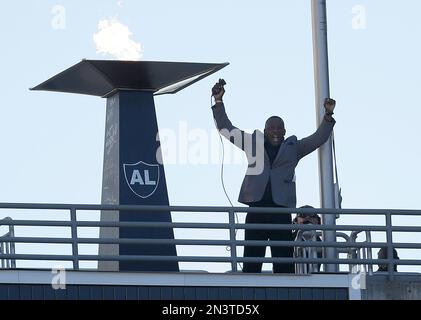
left=311, top=0, right=338, bottom=272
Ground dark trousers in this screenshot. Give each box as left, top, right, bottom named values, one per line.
left=243, top=204, right=294, bottom=274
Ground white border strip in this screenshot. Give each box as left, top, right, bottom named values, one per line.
left=0, top=270, right=352, bottom=289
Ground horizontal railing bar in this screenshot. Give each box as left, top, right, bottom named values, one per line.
left=4, top=220, right=421, bottom=233
left=0, top=220, right=230, bottom=229
left=240, top=224, right=388, bottom=231
left=5, top=237, right=421, bottom=249
left=386, top=226, right=421, bottom=232
left=238, top=225, right=421, bottom=232
left=1, top=237, right=231, bottom=245
left=0, top=254, right=416, bottom=265
left=0, top=220, right=73, bottom=227
left=1, top=203, right=421, bottom=216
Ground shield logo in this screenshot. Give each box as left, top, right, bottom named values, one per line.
left=123, top=161, right=160, bottom=199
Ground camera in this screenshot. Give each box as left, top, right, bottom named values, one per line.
left=212, top=78, right=226, bottom=96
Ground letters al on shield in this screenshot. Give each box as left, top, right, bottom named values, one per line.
left=123, top=161, right=160, bottom=199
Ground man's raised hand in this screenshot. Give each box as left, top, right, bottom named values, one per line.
left=324, top=98, right=336, bottom=114
left=212, top=81, right=225, bottom=102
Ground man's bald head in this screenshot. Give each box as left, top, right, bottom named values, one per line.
left=264, top=116, right=286, bottom=146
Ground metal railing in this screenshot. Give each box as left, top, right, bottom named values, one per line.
left=294, top=231, right=351, bottom=274
left=0, top=203, right=420, bottom=280
left=348, top=230, right=374, bottom=275
left=1, top=217, right=16, bottom=269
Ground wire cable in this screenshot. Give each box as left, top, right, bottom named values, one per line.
left=211, top=95, right=243, bottom=271
left=332, top=130, right=342, bottom=210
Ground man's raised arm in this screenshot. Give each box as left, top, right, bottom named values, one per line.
left=297, top=98, right=337, bottom=160
left=211, top=81, right=251, bottom=151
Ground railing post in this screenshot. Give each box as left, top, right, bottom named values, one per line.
left=0, top=243, right=4, bottom=269
left=385, top=212, right=394, bottom=281
left=365, top=231, right=373, bottom=275
left=228, top=209, right=238, bottom=272
left=70, top=208, right=80, bottom=270
left=9, top=223, right=16, bottom=269
left=5, top=241, right=10, bottom=269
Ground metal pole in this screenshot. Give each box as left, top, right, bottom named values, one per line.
left=228, top=209, right=238, bottom=272
left=1, top=243, right=4, bottom=269
left=366, top=231, right=373, bottom=275
left=385, top=212, right=394, bottom=281
left=9, top=221, right=16, bottom=269
left=70, top=208, right=80, bottom=270
left=5, top=241, right=10, bottom=269
left=311, top=0, right=337, bottom=272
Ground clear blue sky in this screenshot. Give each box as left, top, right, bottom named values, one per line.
left=1, top=0, right=420, bottom=272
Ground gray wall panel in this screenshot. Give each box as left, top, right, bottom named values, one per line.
left=171, top=287, right=184, bottom=300
left=266, top=288, right=277, bottom=300
left=149, top=287, right=161, bottom=300
left=103, top=287, right=114, bottom=300
left=195, top=287, right=208, bottom=300
left=0, top=285, right=7, bottom=300
left=0, top=284, right=349, bottom=300
left=161, top=287, right=173, bottom=300
left=277, top=288, right=289, bottom=300
left=184, top=287, right=196, bottom=300
left=323, top=288, right=337, bottom=300
left=208, top=287, right=219, bottom=300
left=301, top=288, right=313, bottom=300
left=43, top=285, right=55, bottom=300
left=230, top=288, right=243, bottom=300
left=312, top=288, right=324, bottom=300
left=126, top=287, right=138, bottom=300
left=20, top=285, right=32, bottom=300
left=242, top=288, right=254, bottom=300
left=288, top=288, right=301, bottom=300
left=67, top=286, right=79, bottom=300
left=115, top=287, right=127, bottom=300
left=78, top=286, right=91, bottom=300
left=8, top=285, right=20, bottom=300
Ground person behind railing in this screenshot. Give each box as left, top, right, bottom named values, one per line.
left=376, top=247, right=399, bottom=272
left=292, top=206, right=322, bottom=272
left=211, top=81, right=336, bottom=273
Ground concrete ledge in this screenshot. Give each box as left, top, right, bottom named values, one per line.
left=363, top=273, right=421, bottom=300
left=0, top=270, right=360, bottom=300
left=0, top=269, right=351, bottom=288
